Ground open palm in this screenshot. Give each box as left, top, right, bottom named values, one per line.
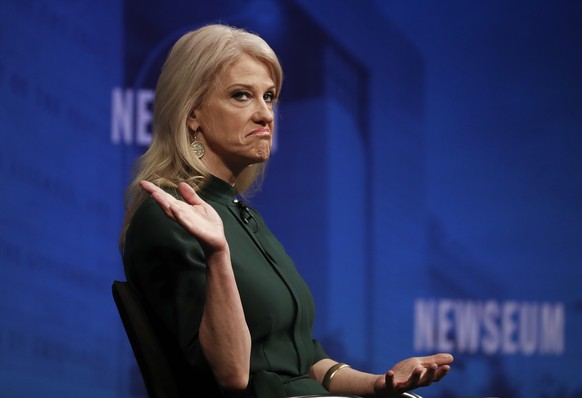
left=374, top=353, right=453, bottom=396
left=140, top=180, right=228, bottom=254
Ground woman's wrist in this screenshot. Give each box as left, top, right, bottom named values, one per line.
left=204, top=244, right=232, bottom=268
left=322, top=362, right=350, bottom=390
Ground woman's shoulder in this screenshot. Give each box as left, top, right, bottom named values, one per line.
left=125, top=196, right=192, bottom=248
left=131, top=195, right=172, bottom=226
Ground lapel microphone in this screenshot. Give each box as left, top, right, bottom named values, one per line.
left=234, top=199, right=253, bottom=224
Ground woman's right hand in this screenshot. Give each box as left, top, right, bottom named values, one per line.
left=140, top=181, right=228, bottom=254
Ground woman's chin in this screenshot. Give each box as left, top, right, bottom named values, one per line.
left=253, top=147, right=271, bottom=162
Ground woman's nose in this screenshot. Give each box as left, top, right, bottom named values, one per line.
left=253, top=100, right=274, bottom=125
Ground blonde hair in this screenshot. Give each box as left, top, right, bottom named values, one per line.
left=119, top=24, right=283, bottom=251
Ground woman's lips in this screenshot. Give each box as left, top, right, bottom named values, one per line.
left=247, top=128, right=271, bottom=137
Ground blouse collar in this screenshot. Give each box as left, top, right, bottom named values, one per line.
left=200, top=175, right=237, bottom=204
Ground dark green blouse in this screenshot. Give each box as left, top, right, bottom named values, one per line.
left=123, top=176, right=329, bottom=397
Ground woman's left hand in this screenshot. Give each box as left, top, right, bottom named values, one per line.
left=374, top=353, right=453, bottom=397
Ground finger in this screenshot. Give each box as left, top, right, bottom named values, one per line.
left=177, top=182, right=203, bottom=206
left=385, top=370, right=395, bottom=388
left=419, top=353, right=454, bottom=368
left=419, top=364, right=437, bottom=387
left=140, top=181, right=174, bottom=205
left=139, top=181, right=180, bottom=217
left=404, top=367, right=422, bottom=389
left=150, top=191, right=176, bottom=220
left=431, top=353, right=454, bottom=366
left=393, top=367, right=422, bottom=391
left=140, top=180, right=162, bottom=195
left=433, top=365, right=451, bottom=382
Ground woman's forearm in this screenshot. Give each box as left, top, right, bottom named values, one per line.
left=199, top=247, right=251, bottom=392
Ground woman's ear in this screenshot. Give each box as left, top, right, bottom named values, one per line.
left=186, top=111, right=200, bottom=131
left=187, top=110, right=199, bottom=132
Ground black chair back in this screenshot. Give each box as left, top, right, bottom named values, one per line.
left=112, top=280, right=182, bottom=397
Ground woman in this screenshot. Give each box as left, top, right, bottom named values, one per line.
left=120, top=24, right=453, bottom=398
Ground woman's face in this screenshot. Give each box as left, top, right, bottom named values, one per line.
left=189, top=53, right=277, bottom=183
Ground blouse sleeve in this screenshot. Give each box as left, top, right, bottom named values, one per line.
left=122, top=196, right=208, bottom=367
left=311, top=339, right=329, bottom=364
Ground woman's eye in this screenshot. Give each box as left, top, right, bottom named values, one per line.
left=232, top=91, right=251, bottom=101
left=263, top=91, right=277, bottom=103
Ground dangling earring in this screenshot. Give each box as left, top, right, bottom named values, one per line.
left=191, top=130, right=205, bottom=159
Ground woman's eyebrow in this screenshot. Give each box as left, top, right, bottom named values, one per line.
left=225, top=83, right=276, bottom=91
